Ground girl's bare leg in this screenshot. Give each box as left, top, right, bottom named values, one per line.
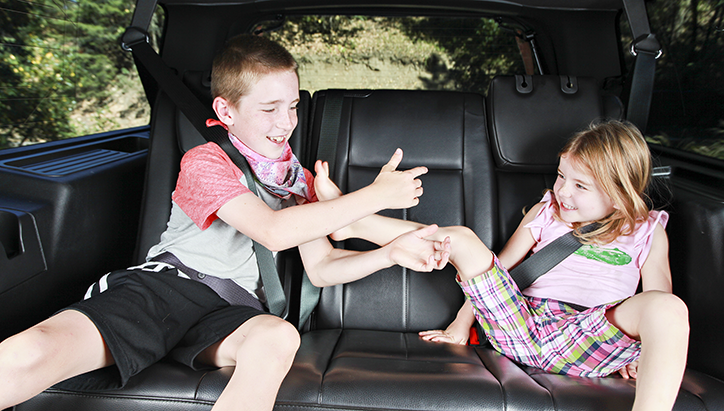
left=196, top=314, right=301, bottom=411
left=0, top=310, right=113, bottom=408
left=606, top=291, right=689, bottom=411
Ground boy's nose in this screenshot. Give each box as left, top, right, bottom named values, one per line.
left=277, top=111, right=296, bottom=130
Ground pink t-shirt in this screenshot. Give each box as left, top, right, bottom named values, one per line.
left=523, top=192, right=668, bottom=308
left=172, top=142, right=316, bottom=230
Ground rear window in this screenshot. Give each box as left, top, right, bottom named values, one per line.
left=0, top=0, right=163, bottom=150
left=644, top=0, right=724, bottom=161
left=264, top=16, right=528, bottom=95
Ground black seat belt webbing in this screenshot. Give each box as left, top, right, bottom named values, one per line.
left=296, top=90, right=346, bottom=328
left=123, top=31, right=286, bottom=317
left=316, top=90, right=345, bottom=178
left=509, top=223, right=600, bottom=292
left=622, top=0, right=661, bottom=134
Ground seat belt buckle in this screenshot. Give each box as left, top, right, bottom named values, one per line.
left=121, top=27, right=150, bottom=52
left=630, top=33, right=662, bottom=59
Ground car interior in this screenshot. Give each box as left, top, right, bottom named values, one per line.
left=2, top=0, right=724, bottom=410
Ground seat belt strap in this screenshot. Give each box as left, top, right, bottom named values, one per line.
left=509, top=223, right=599, bottom=291
left=316, top=90, right=345, bottom=179
left=297, top=90, right=346, bottom=328
left=122, top=30, right=287, bottom=317
left=622, top=0, right=661, bottom=134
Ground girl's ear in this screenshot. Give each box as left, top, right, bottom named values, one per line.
left=212, top=96, right=235, bottom=127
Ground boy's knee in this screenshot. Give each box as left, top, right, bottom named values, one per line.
left=250, top=317, right=301, bottom=355
left=0, top=327, right=53, bottom=371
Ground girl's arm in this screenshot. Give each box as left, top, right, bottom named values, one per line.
left=639, top=224, right=672, bottom=293
left=216, top=149, right=427, bottom=252
left=496, top=203, right=542, bottom=270
left=419, top=299, right=476, bottom=344
left=299, top=224, right=450, bottom=287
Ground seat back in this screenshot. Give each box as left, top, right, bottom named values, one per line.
left=308, top=89, right=496, bottom=332
left=486, top=75, right=622, bottom=242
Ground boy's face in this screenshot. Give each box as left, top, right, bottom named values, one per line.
left=221, top=69, right=299, bottom=159
left=553, top=154, right=617, bottom=225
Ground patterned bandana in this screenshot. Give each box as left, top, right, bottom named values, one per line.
left=206, top=119, right=311, bottom=201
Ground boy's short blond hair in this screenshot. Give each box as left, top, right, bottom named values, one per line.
left=211, top=34, right=298, bottom=107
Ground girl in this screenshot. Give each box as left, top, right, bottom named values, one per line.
left=314, top=120, right=689, bottom=411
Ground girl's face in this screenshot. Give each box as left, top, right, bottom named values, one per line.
left=553, top=154, right=617, bottom=225
left=217, top=69, right=300, bottom=159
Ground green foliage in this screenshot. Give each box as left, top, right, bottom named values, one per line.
left=0, top=0, right=136, bottom=148
left=400, top=17, right=524, bottom=93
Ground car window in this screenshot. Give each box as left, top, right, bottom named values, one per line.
left=264, top=15, right=528, bottom=95
left=643, top=0, right=724, bottom=161
left=0, top=0, right=163, bottom=150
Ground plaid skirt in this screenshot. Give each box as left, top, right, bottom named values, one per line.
left=458, top=255, right=641, bottom=377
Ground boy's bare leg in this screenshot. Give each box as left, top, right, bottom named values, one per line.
left=0, top=310, right=113, bottom=408
left=605, top=291, right=689, bottom=411
left=197, top=314, right=301, bottom=411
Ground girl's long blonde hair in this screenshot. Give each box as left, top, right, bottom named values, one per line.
left=558, top=120, right=653, bottom=244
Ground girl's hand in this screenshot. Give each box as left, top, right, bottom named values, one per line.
left=618, top=361, right=639, bottom=379
left=419, top=326, right=469, bottom=345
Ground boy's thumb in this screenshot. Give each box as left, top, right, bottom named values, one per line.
left=381, top=148, right=403, bottom=172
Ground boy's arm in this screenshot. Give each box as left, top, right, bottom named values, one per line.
left=299, top=225, right=449, bottom=287
left=216, top=149, right=426, bottom=252
left=313, top=159, right=427, bottom=244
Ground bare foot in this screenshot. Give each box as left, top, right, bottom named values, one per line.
left=314, top=160, right=353, bottom=241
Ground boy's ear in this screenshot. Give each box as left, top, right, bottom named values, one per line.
left=212, top=96, right=234, bottom=126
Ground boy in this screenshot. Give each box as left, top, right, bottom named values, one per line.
left=0, top=34, right=448, bottom=411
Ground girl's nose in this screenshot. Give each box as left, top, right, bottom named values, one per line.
left=557, top=182, right=571, bottom=198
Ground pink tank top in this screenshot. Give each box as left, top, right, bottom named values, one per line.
left=523, top=192, right=668, bottom=307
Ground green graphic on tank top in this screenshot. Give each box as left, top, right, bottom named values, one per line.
left=574, top=244, right=632, bottom=266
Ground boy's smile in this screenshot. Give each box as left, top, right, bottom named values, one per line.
left=215, top=69, right=300, bottom=159
left=553, top=154, right=617, bottom=225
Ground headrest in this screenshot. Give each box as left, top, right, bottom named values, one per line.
left=487, top=75, right=615, bottom=172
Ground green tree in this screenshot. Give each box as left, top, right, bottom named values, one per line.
left=0, top=0, right=136, bottom=148
left=401, top=17, right=524, bottom=93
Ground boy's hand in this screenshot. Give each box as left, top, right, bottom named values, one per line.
left=373, top=149, right=427, bottom=209
left=388, top=224, right=450, bottom=272
left=314, top=160, right=343, bottom=201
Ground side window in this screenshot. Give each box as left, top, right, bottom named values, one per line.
left=265, top=16, right=526, bottom=95
left=645, top=0, right=724, bottom=161
left=0, top=0, right=163, bottom=150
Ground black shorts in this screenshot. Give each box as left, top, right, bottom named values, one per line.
left=55, top=266, right=267, bottom=391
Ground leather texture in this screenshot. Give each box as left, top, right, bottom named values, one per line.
left=16, top=82, right=724, bottom=411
